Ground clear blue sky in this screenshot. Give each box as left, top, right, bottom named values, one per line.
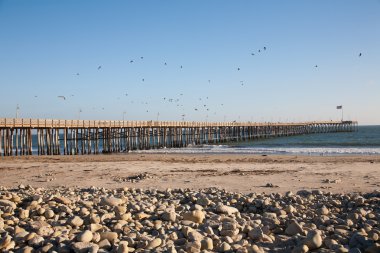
left=1, top=1, right=379, bottom=124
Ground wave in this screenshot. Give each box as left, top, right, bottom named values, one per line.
left=134, top=145, right=380, bottom=156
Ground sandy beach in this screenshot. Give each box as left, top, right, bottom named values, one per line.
left=1, top=154, right=379, bottom=194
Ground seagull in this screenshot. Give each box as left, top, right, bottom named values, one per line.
left=263, top=46, right=266, bottom=50
left=251, top=53, right=255, bottom=56
left=142, top=78, right=145, bottom=82
left=76, top=73, right=80, bottom=76
left=130, top=60, right=134, bottom=63
left=140, top=56, right=144, bottom=59
left=58, top=96, right=66, bottom=100
left=97, top=65, right=102, bottom=70
left=314, top=65, right=318, bottom=68
left=258, top=49, right=261, bottom=53
left=359, top=53, right=362, bottom=57
left=180, top=65, right=183, bottom=69
left=164, top=62, right=167, bottom=66
left=237, top=68, right=240, bottom=71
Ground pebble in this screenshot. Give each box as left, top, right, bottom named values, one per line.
left=77, top=230, right=93, bottom=243
left=303, top=230, right=322, bottom=250
left=0, top=186, right=378, bottom=253
left=183, top=210, right=205, bottom=223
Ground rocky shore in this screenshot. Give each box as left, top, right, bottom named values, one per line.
left=0, top=185, right=379, bottom=253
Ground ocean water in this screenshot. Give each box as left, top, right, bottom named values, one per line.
left=136, top=125, right=380, bottom=156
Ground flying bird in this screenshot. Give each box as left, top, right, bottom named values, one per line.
left=258, top=49, right=261, bottom=53
left=251, top=53, right=255, bottom=56
left=130, top=60, right=134, bottom=63
left=140, top=56, right=144, bottom=59
left=97, top=65, right=102, bottom=70
left=314, top=65, right=318, bottom=68
left=142, top=78, right=145, bottom=82
left=58, top=96, right=66, bottom=100
left=76, top=73, right=80, bottom=76
left=359, top=53, right=362, bottom=57
left=263, top=46, right=266, bottom=50
left=164, top=62, right=167, bottom=66
left=237, top=68, right=240, bottom=71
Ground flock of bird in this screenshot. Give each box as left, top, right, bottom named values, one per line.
left=43, top=48, right=363, bottom=121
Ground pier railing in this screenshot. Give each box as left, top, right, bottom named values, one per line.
left=0, top=118, right=358, bottom=156
left=0, top=118, right=356, bottom=128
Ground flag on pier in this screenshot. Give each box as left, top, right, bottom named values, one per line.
left=336, top=105, right=342, bottom=109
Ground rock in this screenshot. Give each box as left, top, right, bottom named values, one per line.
left=216, top=204, right=239, bottom=215
left=291, top=244, right=309, bottom=253
left=317, top=206, right=329, bottom=215
left=248, top=245, right=265, bottom=253
left=146, top=238, right=162, bottom=249
left=161, top=211, right=177, bottom=222
left=303, top=230, right=322, bottom=250
left=69, top=216, right=84, bottom=227
left=72, top=242, right=94, bottom=253
left=183, top=210, right=205, bottom=223
left=100, top=196, right=123, bottom=206
left=0, top=234, right=12, bottom=250
left=0, top=199, right=16, bottom=209
left=285, top=220, right=304, bottom=236
left=77, top=230, right=93, bottom=243
left=219, top=242, right=231, bottom=252
left=100, top=232, right=118, bottom=242
left=201, top=237, right=213, bottom=250
left=118, top=241, right=129, bottom=253
left=248, top=227, right=263, bottom=241
left=53, top=196, right=72, bottom=205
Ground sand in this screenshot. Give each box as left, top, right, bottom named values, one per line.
left=0, top=153, right=379, bottom=193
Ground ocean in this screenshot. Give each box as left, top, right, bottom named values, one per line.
left=136, top=125, right=380, bottom=156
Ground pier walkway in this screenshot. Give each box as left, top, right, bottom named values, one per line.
left=0, top=118, right=358, bottom=156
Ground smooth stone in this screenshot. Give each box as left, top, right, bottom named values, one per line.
left=317, top=206, right=329, bottom=215
left=100, top=232, right=118, bottom=242
left=72, top=242, right=94, bottom=253
left=303, top=230, right=322, bottom=250
left=201, top=237, right=213, bottom=250
left=0, top=199, right=16, bottom=209
left=183, top=210, right=205, bottom=223
left=53, top=196, right=72, bottom=205
left=216, top=204, right=239, bottom=215
left=117, top=241, right=129, bottom=253
left=291, top=245, right=309, bottom=253
left=161, top=211, right=177, bottom=222
left=69, top=216, right=84, bottom=227
left=248, top=227, right=263, bottom=241
left=100, top=196, right=123, bottom=206
left=77, top=230, right=93, bottom=243
left=146, top=238, right=162, bottom=249
left=285, top=220, right=304, bottom=236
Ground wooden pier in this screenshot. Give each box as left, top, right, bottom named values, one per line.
left=0, top=118, right=358, bottom=156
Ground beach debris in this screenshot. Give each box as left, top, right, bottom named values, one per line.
left=322, top=178, right=342, bottom=184
left=113, top=172, right=155, bottom=183
left=264, top=182, right=279, bottom=188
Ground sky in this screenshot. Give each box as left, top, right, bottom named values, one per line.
left=0, top=1, right=379, bottom=125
